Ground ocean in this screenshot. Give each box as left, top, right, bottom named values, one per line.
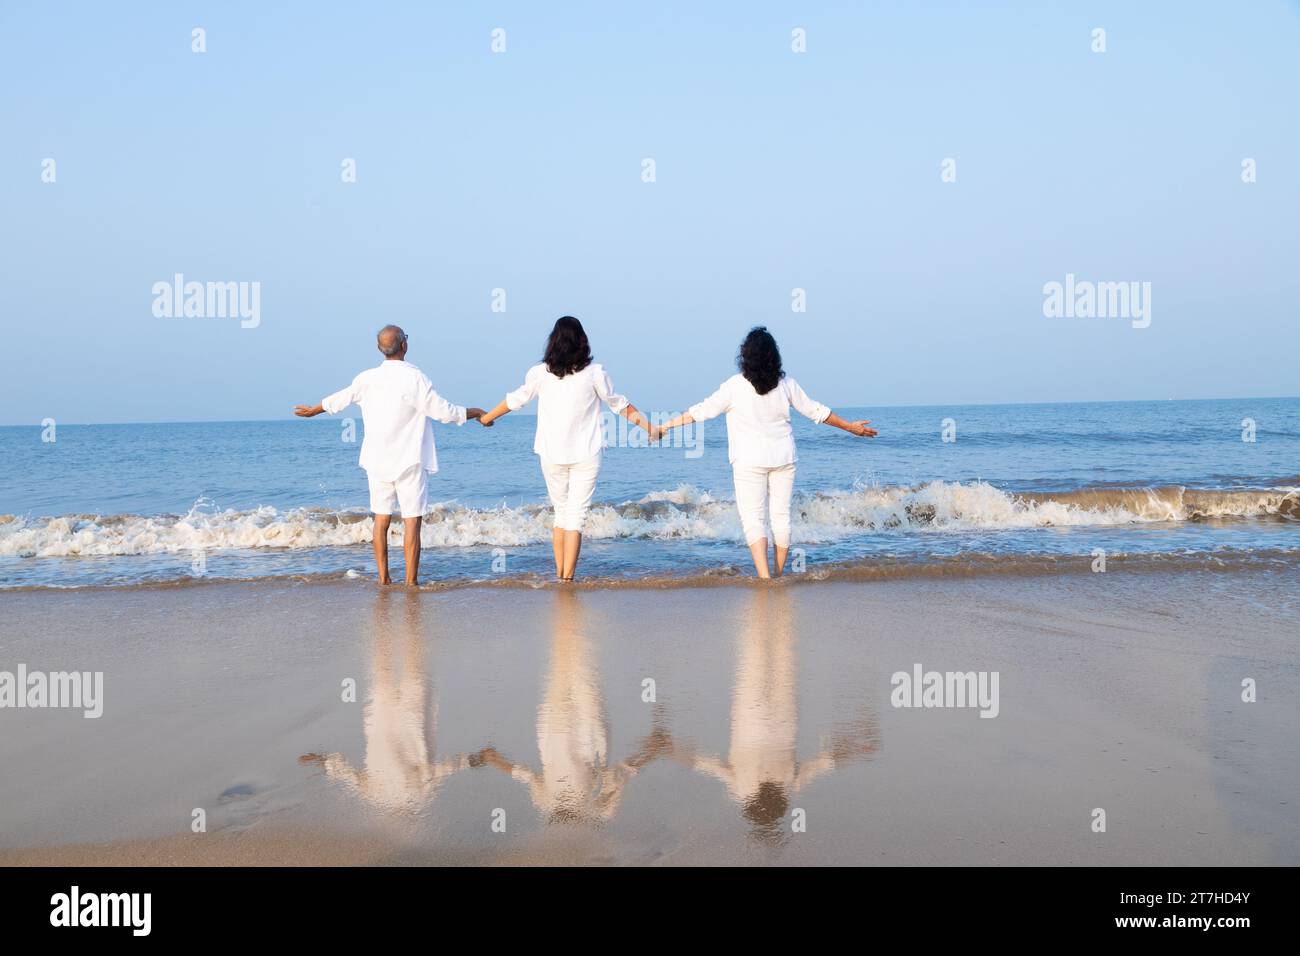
left=1, top=398, right=1296, bottom=589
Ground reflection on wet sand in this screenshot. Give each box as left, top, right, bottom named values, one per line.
left=670, top=588, right=879, bottom=841
left=478, top=589, right=669, bottom=824
left=302, top=586, right=875, bottom=837
left=302, top=589, right=471, bottom=813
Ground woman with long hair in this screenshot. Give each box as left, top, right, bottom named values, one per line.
left=478, top=316, right=654, bottom=581
left=656, top=326, right=877, bottom=578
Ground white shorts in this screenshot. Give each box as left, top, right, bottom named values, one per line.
left=367, top=464, right=429, bottom=518
left=540, top=454, right=601, bottom=532
left=732, top=462, right=796, bottom=547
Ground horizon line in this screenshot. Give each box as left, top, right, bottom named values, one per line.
left=3, top=393, right=1297, bottom=429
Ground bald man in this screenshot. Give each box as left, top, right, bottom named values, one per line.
left=295, top=325, right=486, bottom=585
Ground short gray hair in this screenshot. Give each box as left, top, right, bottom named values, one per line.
left=377, top=325, right=407, bottom=357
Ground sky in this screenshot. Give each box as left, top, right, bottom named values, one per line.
left=1, top=0, right=1297, bottom=425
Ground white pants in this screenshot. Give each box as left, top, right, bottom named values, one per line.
left=367, top=463, right=429, bottom=517
left=540, top=454, right=602, bottom=532
left=732, top=463, right=796, bottom=547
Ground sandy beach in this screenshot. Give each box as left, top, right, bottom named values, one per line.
left=2, top=568, right=1295, bottom=866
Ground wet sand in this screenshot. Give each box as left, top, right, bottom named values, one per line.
left=1, top=570, right=1296, bottom=865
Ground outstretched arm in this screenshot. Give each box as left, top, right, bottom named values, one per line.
left=657, top=411, right=695, bottom=434
left=786, top=379, right=876, bottom=437
left=413, top=375, right=483, bottom=425
left=823, top=412, right=877, bottom=437
left=594, top=368, right=654, bottom=438
left=471, top=746, right=538, bottom=789
left=658, top=380, right=731, bottom=438
left=300, top=752, right=363, bottom=792
left=296, top=379, right=360, bottom=419
left=470, top=746, right=517, bottom=775
left=480, top=368, right=542, bottom=427
left=619, top=402, right=654, bottom=437
left=477, top=399, right=510, bottom=427
left=794, top=722, right=881, bottom=791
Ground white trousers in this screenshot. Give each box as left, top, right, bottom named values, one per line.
left=367, top=463, right=429, bottom=517
left=540, top=454, right=602, bottom=532
left=732, top=463, right=796, bottom=547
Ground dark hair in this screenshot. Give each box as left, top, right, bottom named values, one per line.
left=543, top=316, right=593, bottom=378
left=737, top=326, right=784, bottom=395
left=742, top=780, right=790, bottom=845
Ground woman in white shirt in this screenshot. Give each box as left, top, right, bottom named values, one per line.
left=657, top=327, right=877, bottom=579
left=478, top=316, right=654, bottom=581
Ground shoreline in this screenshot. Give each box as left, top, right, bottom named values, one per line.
left=2, top=544, right=1297, bottom=594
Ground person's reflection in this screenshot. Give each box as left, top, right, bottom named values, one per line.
left=673, top=587, right=878, bottom=842
left=302, top=588, right=470, bottom=812
left=478, top=589, right=668, bottom=824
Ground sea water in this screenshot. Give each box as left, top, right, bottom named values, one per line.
left=0, top=398, right=1295, bottom=588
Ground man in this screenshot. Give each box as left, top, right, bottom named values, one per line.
left=294, top=325, right=485, bottom=586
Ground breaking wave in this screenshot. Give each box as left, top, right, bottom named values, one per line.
left=1, top=482, right=1296, bottom=559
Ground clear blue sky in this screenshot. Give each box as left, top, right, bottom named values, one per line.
left=2, top=0, right=1296, bottom=424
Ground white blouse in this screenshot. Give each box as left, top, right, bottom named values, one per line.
left=688, top=374, right=830, bottom=467
left=322, top=360, right=466, bottom=481
left=505, top=362, right=629, bottom=464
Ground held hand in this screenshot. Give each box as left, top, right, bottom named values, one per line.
left=647, top=424, right=663, bottom=443
left=849, top=420, right=877, bottom=438
left=293, top=404, right=323, bottom=418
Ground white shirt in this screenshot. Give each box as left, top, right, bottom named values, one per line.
left=688, top=373, right=830, bottom=467
left=322, top=360, right=466, bottom=481
left=505, top=363, right=629, bottom=465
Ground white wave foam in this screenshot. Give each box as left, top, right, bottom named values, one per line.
left=0, top=482, right=1293, bottom=559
